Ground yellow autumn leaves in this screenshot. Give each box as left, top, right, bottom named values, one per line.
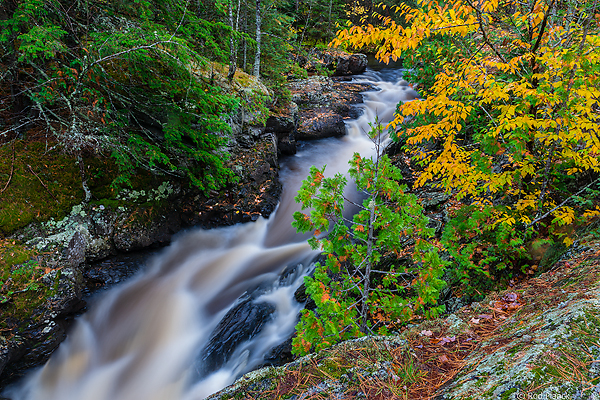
left=334, top=0, right=600, bottom=244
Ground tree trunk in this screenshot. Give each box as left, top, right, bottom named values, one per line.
left=242, top=0, right=247, bottom=71
left=328, top=0, right=333, bottom=39
left=227, top=1, right=236, bottom=81
left=253, top=0, right=261, bottom=78
left=360, top=197, right=375, bottom=333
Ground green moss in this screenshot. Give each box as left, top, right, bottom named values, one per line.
left=0, top=140, right=177, bottom=237
left=90, top=198, right=126, bottom=209
left=500, top=387, right=517, bottom=400
left=0, top=141, right=84, bottom=234
left=317, top=357, right=352, bottom=379
left=0, top=241, right=58, bottom=332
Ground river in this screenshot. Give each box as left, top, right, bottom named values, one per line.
left=4, top=67, right=418, bottom=400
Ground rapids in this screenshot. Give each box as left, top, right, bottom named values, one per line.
left=4, top=68, right=418, bottom=400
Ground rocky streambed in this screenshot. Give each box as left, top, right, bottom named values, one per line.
left=0, top=60, right=374, bottom=390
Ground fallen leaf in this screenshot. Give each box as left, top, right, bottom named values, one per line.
left=470, top=317, right=480, bottom=324
left=438, top=355, right=449, bottom=362
left=503, top=292, right=518, bottom=302
left=438, top=336, right=456, bottom=345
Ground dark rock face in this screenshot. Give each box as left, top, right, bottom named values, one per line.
left=198, top=293, right=276, bottom=376
left=83, top=252, right=155, bottom=296
left=112, top=208, right=183, bottom=252
left=297, top=109, right=346, bottom=140
left=265, top=108, right=299, bottom=156
left=66, top=230, right=87, bottom=267
left=262, top=338, right=294, bottom=367
left=0, top=267, right=86, bottom=387
left=335, top=53, right=368, bottom=76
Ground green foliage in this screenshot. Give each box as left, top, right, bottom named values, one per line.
left=282, top=0, right=347, bottom=45
left=401, top=36, right=459, bottom=95
left=286, top=61, right=309, bottom=80
left=0, top=0, right=243, bottom=194
left=17, top=24, right=67, bottom=62
left=239, top=90, right=272, bottom=126
left=335, top=0, right=600, bottom=295
left=255, top=5, right=295, bottom=99
left=291, top=125, right=446, bottom=356
left=1, top=260, right=41, bottom=304
left=441, top=206, right=532, bottom=294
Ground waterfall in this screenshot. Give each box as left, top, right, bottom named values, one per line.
left=4, top=68, right=418, bottom=400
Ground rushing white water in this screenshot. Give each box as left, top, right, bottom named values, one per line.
left=5, top=68, right=418, bottom=400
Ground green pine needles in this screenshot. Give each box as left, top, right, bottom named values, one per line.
left=1, top=0, right=240, bottom=194
left=291, top=124, right=447, bottom=356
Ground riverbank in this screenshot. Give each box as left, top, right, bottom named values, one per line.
left=0, top=55, right=372, bottom=389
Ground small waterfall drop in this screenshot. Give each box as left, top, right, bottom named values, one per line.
left=4, top=68, right=417, bottom=400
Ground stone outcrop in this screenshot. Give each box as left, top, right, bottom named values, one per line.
left=287, top=75, right=376, bottom=142
left=334, top=52, right=368, bottom=76
left=260, top=73, right=376, bottom=155
left=295, top=48, right=368, bottom=76
left=296, top=109, right=346, bottom=140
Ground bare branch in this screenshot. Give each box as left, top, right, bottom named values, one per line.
left=0, top=143, right=15, bottom=195
left=28, top=164, right=58, bottom=202
left=527, top=177, right=600, bottom=229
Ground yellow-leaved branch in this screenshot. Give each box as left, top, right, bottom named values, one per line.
left=333, top=0, right=600, bottom=246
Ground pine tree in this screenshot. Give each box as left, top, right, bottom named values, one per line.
left=291, top=123, right=446, bottom=356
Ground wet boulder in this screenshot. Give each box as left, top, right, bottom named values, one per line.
left=262, top=338, right=294, bottom=367
left=197, top=297, right=276, bottom=376
left=335, top=53, right=368, bottom=76
left=296, top=109, right=346, bottom=140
